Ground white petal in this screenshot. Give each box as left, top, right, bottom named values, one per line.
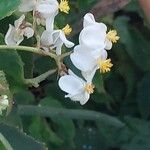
left=67, top=91, right=90, bottom=105
left=79, top=24, right=106, bottom=50
left=70, top=49, right=96, bottom=72
left=59, top=31, right=74, bottom=48
left=68, top=69, right=85, bottom=83
left=59, top=75, right=84, bottom=95
left=19, top=0, right=35, bottom=12
left=52, top=30, right=74, bottom=54
left=81, top=67, right=97, bottom=83
left=14, top=15, right=25, bottom=28
left=5, top=25, right=15, bottom=45
left=99, top=49, right=108, bottom=60
left=105, top=38, right=112, bottom=50
left=79, top=92, right=90, bottom=105
left=5, top=25, right=19, bottom=46
left=46, top=16, right=55, bottom=32
left=36, top=0, right=59, bottom=19
left=73, top=45, right=89, bottom=53
left=23, top=27, right=34, bottom=38
left=83, top=13, right=95, bottom=28
left=41, top=30, right=53, bottom=47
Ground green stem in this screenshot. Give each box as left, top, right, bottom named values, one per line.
left=59, top=51, right=72, bottom=60
left=0, top=45, right=57, bottom=59
left=18, top=105, right=124, bottom=128
left=0, top=133, right=13, bottom=150
left=24, top=69, right=57, bottom=87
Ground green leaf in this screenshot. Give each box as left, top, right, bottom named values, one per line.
left=40, top=97, right=75, bottom=143
left=18, top=105, right=124, bottom=128
left=114, top=16, right=150, bottom=71
left=0, top=123, right=47, bottom=150
left=14, top=90, right=35, bottom=105
left=0, top=0, right=21, bottom=20
left=28, top=117, right=63, bottom=146
left=137, top=73, right=150, bottom=119
left=0, top=50, right=24, bottom=91
left=120, top=117, right=150, bottom=150
left=74, top=127, right=106, bottom=150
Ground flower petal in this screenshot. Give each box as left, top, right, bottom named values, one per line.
left=46, top=16, right=55, bottom=32
left=79, top=24, right=106, bottom=50
left=36, top=0, right=59, bottom=19
left=59, top=75, right=84, bottom=95
left=23, top=27, right=34, bottom=38
left=70, top=48, right=96, bottom=72
left=99, top=49, right=108, bottom=60
left=81, top=67, right=97, bottom=83
left=105, top=38, right=112, bottom=50
left=14, top=15, right=25, bottom=28
left=66, top=91, right=90, bottom=105
left=5, top=25, right=23, bottom=46
left=19, top=0, right=35, bottom=12
left=41, top=30, right=53, bottom=47
left=59, top=31, right=74, bottom=48
left=83, top=13, right=95, bottom=28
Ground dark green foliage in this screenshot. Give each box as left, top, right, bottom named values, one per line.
left=0, top=0, right=150, bottom=150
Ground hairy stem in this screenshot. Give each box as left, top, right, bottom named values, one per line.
left=0, top=45, right=57, bottom=59
left=18, top=105, right=124, bottom=128
left=24, top=69, right=57, bottom=87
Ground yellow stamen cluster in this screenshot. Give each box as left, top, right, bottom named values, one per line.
left=106, top=30, right=120, bottom=43
left=62, top=24, right=72, bottom=35
left=59, top=0, right=70, bottom=14
left=98, top=59, right=113, bottom=73
left=85, top=84, right=95, bottom=94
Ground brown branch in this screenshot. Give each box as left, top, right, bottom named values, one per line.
left=72, top=0, right=131, bottom=37
left=91, top=0, right=131, bottom=20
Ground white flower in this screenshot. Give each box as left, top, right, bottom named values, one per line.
left=58, top=70, right=95, bottom=105
left=0, top=95, right=9, bottom=115
left=19, top=0, right=70, bottom=27
left=5, top=15, right=34, bottom=46
left=19, top=0, right=59, bottom=27
left=70, top=45, right=113, bottom=73
left=41, top=24, right=74, bottom=55
left=80, top=13, right=107, bottom=50
left=80, top=13, right=119, bottom=51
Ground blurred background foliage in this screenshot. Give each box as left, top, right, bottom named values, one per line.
left=0, top=0, right=150, bottom=149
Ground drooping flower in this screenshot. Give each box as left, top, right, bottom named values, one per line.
left=41, top=24, right=74, bottom=55
left=0, top=95, right=9, bottom=115
left=5, top=15, right=34, bottom=46
left=58, top=69, right=95, bottom=105
left=70, top=45, right=113, bottom=74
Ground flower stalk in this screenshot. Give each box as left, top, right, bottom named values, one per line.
left=24, top=69, right=57, bottom=87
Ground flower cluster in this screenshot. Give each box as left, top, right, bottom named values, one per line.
left=0, top=95, right=9, bottom=115
left=4, top=1, right=119, bottom=105
left=59, top=13, right=119, bottom=105
left=5, top=0, right=74, bottom=55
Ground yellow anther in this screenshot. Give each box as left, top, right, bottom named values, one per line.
left=106, top=30, right=120, bottom=43
left=59, top=0, right=70, bottom=14
left=98, top=59, right=113, bottom=73
left=62, top=24, right=72, bottom=35
left=85, top=84, right=95, bottom=94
